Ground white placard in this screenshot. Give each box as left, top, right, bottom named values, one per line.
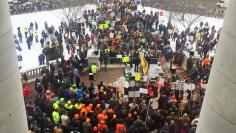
left=171, top=82, right=176, bottom=90
left=110, top=12, right=115, bottom=17
left=184, top=83, right=196, bottom=91
left=117, top=54, right=123, bottom=58
left=110, top=32, right=114, bottom=38
left=139, top=88, right=148, bottom=94
left=176, top=80, right=185, bottom=90
left=129, top=80, right=135, bottom=87
left=135, top=91, right=140, bottom=97
left=124, top=81, right=129, bottom=88
left=184, top=83, right=189, bottom=91
left=143, top=76, right=148, bottom=82
left=128, top=91, right=140, bottom=97
left=159, top=78, right=165, bottom=86
left=128, top=91, right=135, bottom=97
left=189, top=83, right=196, bottom=91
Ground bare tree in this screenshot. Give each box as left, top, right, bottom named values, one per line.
left=173, top=13, right=201, bottom=29
left=56, top=0, right=88, bottom=37
left=164, top=0, right=202, bottom=30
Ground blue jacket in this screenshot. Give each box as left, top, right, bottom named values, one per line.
left=38, top=54, right=45, bottom=63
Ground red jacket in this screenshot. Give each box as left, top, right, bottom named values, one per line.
left=23, top=85, right=30, bottom=97
left=115, top=124, right=126, bottom=133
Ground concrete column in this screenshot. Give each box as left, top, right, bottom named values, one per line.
left=197, top=0, right=236, bottom=132
left=0, top=0, right=28, bottom=133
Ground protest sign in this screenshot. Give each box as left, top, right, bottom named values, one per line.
left=176, top=80, right=185, bottom=90
left=139, top=88, right=148, bottom=94
left=117, top=55, right=122, bottom=58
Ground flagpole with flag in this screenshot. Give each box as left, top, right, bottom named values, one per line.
left=140, top=52, right=149, bottom=75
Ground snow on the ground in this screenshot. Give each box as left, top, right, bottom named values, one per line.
left=12, top=4, right=223, bottom=71
left=11, top=4, right=96, bottom=72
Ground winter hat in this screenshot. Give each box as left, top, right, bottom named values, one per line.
left=53, top=104, right=59, bottom=110
left=86, top=117, right=91, bottom=123
left=74, top=114, right=79, bottom=119
left=46, top=90, right=51, bottom=94
left=109, top=83, right=113, bottom=87
left=171, top=95, right=176, bottom=99
left=183, top=113, right=188, bottom=117
left=93, top=126, right=98, bottom=132
left=60, top=98, right=65, bottom=102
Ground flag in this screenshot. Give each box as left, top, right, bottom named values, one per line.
left=140, top=53, right=149, bottom=75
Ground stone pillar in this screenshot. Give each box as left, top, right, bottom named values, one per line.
left=197, top=0, right=236, bottom=132
left=0, top=0, right=28, bottom=133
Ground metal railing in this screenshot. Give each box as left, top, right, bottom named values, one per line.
left=108, top=57, right=159, bottom=64
left=108, top=57, right=122, bottom=64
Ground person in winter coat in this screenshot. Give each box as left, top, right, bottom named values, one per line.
left=115, top=121, right=126, bottom=133
left=23, top=84, right=30, bottom=104
left=24, top=27, right=28, bottom=39
left=133, top=51, right=140, bottom=72
left=61, top=111, right=70, bottom=132
left=160, top=122, right=170, bottom=133
left=75, top=73, right=81, bottom=88
left=17, top=27, right=23, bottom=43
left=27, top=37, right=31, bottom=50
left=82, top=118, right=93, bottom=133
left=35, top=22, right=38, bottom=31
left=40, top=37, right=44, bottom=48
left=35, top=31, right=39, bottom=43
left=38, top=53, right=46, bottom=65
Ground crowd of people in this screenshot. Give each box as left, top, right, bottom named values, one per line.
left=141, top=0, right=224, bottom=18
left=8, top=0, right=60, bottom=15
left=8, top=0, right=98, bottom=15
left=18, top=0, right=222, bottom=133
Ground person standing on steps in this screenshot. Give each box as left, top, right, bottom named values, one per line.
left=89, top=63, right=98, bottom=82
